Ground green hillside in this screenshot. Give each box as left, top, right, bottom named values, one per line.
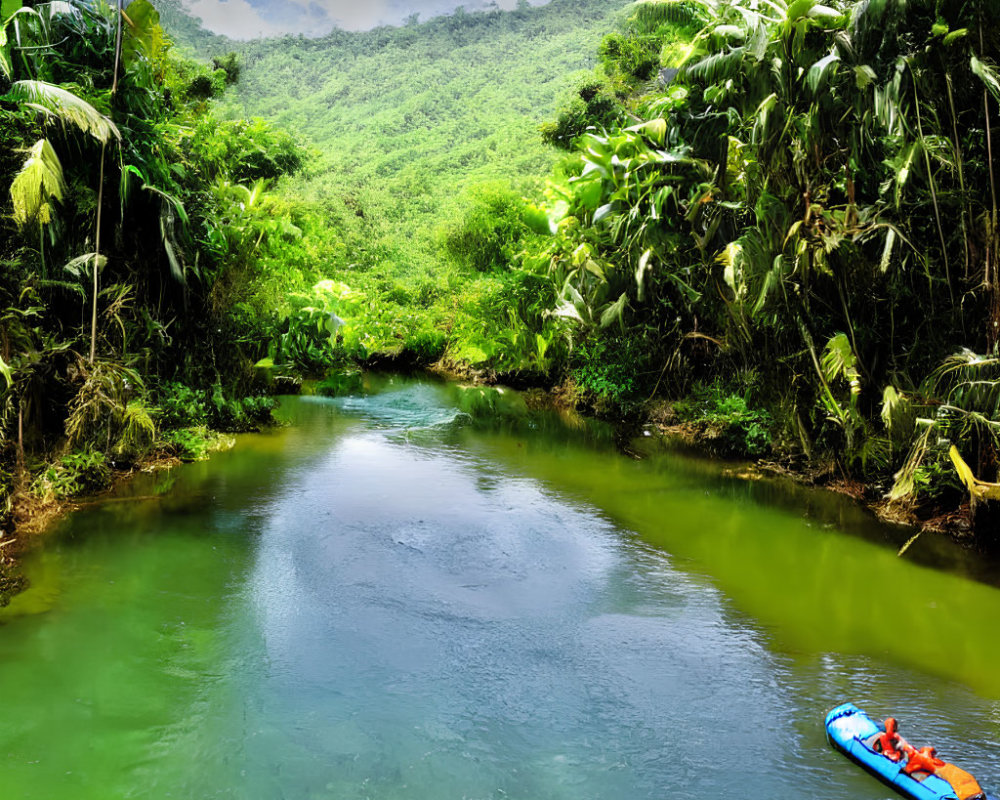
left=217, top=0, right=631, bottom=272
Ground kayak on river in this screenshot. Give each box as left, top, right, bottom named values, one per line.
left=825, top=703, right=998, bottom=800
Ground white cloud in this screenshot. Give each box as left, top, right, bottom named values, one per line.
left=183, top=0, right=285, bottom=38
left=179, top=0, right=549, bottom=39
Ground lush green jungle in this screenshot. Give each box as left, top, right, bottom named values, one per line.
left=3, top=0, right=1000, bottom=601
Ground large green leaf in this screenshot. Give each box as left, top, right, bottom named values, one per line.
left=821, top=332, right=860, bottom=390
left=971, top=54, right=1000, bottom=102
left=942, top=29, right=967, bottom=46
left=950, top=446, right=1000, bottom=504
left=599, top=292, right=628, bottom=330
left=0, top=26, right=9, bottom=79
left=123, top=0, right=164, bottom=65
left=0, top=0, right=18, bottom=78
left=573, top=174, right=604, bottom=212
left=10, top=139, right=65, bottom=228
left=63, top=253, right=108, bottom=278
left=806, top=52, right=839, bottom=94
left=853, top=64, right=876, bottom=90
left=0, top=0, right=21, bottom=23
left=159, top=202, right=186, bottom=284
left=881, top=385, right=915, bottom=443
left=635, top=248, right=654, bottom=301
left=806, top=4, right=843, bottom=21
left=626, top=118, right=667, bottom=146
left=8, top=81, right=121, bottom=144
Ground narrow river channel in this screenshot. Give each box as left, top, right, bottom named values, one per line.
left=2, top=375, right=1000, bottom=799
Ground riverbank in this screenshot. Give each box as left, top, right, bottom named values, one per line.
left=641, top=410, right=976, bottom=549
left=431, top=359, right=981, bottom=548
left=0, top=363, right=984, bottom=611
left=0, top=431, right=241, bottom=607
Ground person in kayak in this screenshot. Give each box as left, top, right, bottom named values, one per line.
left=874, top=717, right=905, bottom=761
left=900, top=742, right=986, bottom=800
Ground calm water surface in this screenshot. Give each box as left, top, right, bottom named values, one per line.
left=2, top=375, right=1000, bottom=799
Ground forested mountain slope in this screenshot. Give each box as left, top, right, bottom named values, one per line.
left=153, top=0, right=231, bottom=53
left=213, top=0, right=631, bottom=272
left=166, top=0, right=553, bottom=39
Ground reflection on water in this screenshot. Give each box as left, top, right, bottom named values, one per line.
left=1, top=375, right=998, bottom=799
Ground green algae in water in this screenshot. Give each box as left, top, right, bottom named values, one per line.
left=460, top=422, right=1000, bottom=698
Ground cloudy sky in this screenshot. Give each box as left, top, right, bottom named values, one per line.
left=179, top=0, right=551, bottom=39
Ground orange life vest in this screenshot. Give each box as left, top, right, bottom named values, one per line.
left=877, top=718, right=904, bottom=762
left=902, top=746, right=945, bottom=776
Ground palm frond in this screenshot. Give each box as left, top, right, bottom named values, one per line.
left=63, top=252, right=107, bottom=279
left=8, top=80, right=121, bottom=144
left=631, top=0, right=714, bottom=30
left=888, top=426, right=931, bottom=502
left=138, top=184, right=190, bottom=284
left=806, top=52, right=840, bottom=94
left=881, top=385, right=914, bottom=442
left=821, top=332, right=859, bottom=387
left=65, top=359, right=142, bottom=449
left=970, top=54, right=1000, bottom=102
left=115, top=401, right=156, bottom=457
left=599, top=292, right=628, bottom=330
left=683, top=46, right=746, bottom=84
left=0, top=25, right=10, bottom=79
left=159, top=199, right=186, bottom=284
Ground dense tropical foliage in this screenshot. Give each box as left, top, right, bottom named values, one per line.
left=0, top=0, right=636, bottom=601
left=211, top=0, right=632, bottom=371
left=0, top=0, right=305, bottom=569
left=516, top=0, right=1000, bottom=531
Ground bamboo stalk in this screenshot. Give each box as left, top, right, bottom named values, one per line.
left=981, top=23, right=999, bottom=347
left=89, top=0, right=124, bottom=365
left=111, top=0, right=123, bottom=96
left=89, top=141, right=105, bottom=365
left=945, top=72, right=971, bottom=280
left=911, top=67, right=954, bottom=306
left=17, top=403, right=23, bottom=470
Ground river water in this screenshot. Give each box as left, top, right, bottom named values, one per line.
left=2, top=375, right=999, bottom=799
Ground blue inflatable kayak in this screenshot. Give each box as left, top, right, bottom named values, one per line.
left=825, top=703, right=996, bottom=800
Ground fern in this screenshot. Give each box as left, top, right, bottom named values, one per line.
left=116, top=401, right=156, bottom=457
left=65, top=359, right=143, bottom=450
left=631, top=0, right=713, bottom=30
